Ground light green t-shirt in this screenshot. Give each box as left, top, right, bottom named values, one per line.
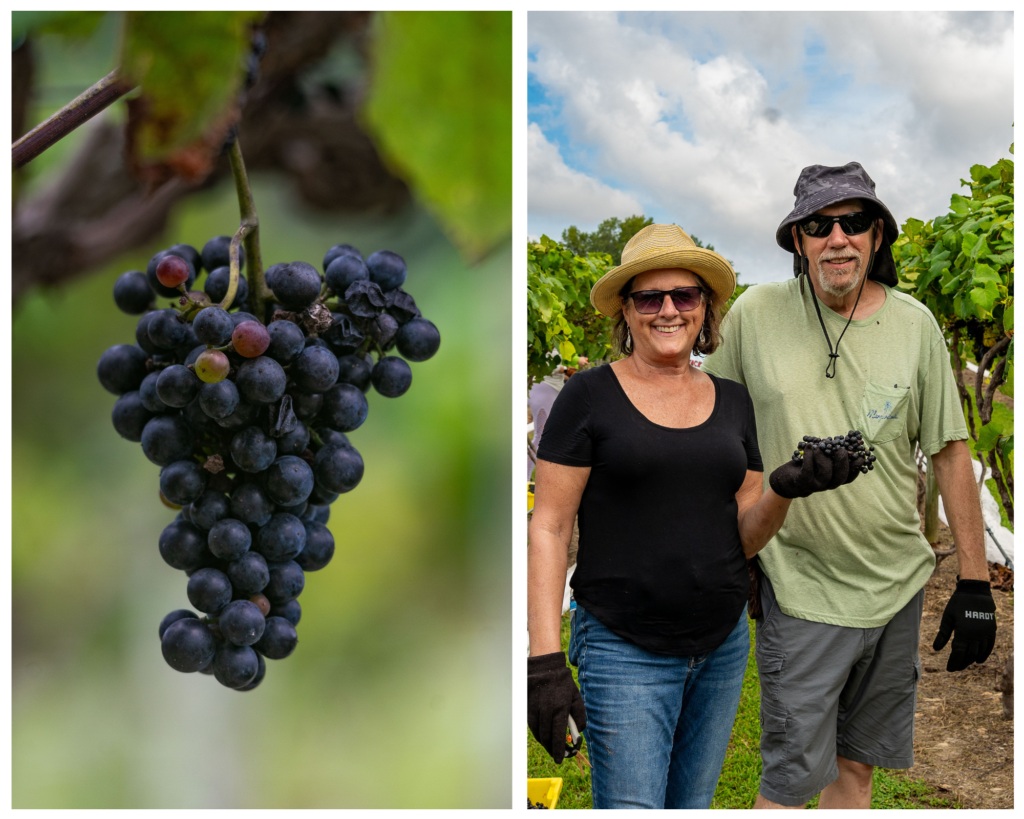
left=703, top=277, right=967, bottom=627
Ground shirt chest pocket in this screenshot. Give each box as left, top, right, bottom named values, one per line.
left=859, top=381, right=910, bottom=445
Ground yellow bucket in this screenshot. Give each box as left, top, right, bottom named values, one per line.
left=527, top=777, right=563, bottom=809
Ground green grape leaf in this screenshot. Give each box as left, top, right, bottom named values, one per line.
left=121, top=11, right=260, bottom=175
left=972, top=263, right=1001, bottom=286
left=13, top=10, right=106, bottom=43
left=1001, top=435, right=1014, bottom=460
left=363, top=11, right=512, bottom=262
left=969, top=283, right=998, bottom=318
left=976, top=420, right=1004, bottom=453
left=558, top=339, right=577, bottom=364
left=1004, top=298, right=1014, bottom=333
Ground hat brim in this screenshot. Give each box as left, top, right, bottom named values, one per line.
left=590, top=249, right=736, bottom=317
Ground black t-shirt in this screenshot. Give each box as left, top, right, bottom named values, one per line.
left=537, top=364, right=763, bottom=656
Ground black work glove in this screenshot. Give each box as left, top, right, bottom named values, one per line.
left=932, top=579, right=997, bottom=672
left=527, top=651, right=587, bottom=763
left=769, top=446, right=835, bottom=498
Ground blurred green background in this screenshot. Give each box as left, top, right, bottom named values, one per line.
left=13, top=12, right=511, bottom=809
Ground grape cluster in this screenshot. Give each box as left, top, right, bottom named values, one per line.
left=100, top=236, right=440, bottom=690
left=791, top=430, right=876, bottom=473
left=527, top=798, right=548, bottom=809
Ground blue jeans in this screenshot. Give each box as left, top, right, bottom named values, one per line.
left=568, top=604, right=749, bottom=809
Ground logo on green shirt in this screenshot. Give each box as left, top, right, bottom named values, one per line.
left=867, top=400, right=898, bottom=421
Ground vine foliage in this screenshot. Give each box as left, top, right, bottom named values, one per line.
left=527, top=236, right=615, bottom=384
left=893, top=145, right=1014, bottom=524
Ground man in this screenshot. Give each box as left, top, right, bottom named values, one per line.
left=703, top=162, right=996, bottom=809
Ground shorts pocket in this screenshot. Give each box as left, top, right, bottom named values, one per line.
left=757, top=652, right=785, bottom=701
left=859, top=381, right=910, bottom=445
left=759, top=696, right=790, bottom=784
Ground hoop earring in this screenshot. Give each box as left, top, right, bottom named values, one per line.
left=625, top=327, right=633, bottom=352
left=699, top=327, right=707, bottom=346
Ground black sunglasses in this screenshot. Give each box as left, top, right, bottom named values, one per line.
left=798, top=211, right=875, bottom=238
left=628, top=287, right=703, bottom=314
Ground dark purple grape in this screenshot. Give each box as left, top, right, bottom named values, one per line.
left=255, top=513, right=306, bottom=563
left=113, top=270, right=153, bottom=314
left=208, top=517, right=253, bottom=561
left=255, top=616, right=298, bottom=659
left=156, top=364, right=201, bottom=408
left=201, top=236, right=245, bottom=274
left=236, top=356, right=287, bottom=404
left=112, top=391, right=153, bottom=442
left=293, top=346, right=339, bottom=393
left=162, top=618, right=216, bottom=672
left=276, top=423, right=310, bottom=456
left=189, top=490, right=230, bottom=531
left=193, top=305, right=235, bottom=346
left=187, top=567, right=233, bottom=614
left=336, top=354, right=372, bottom=392
left=266, top=320, right=305, bottom=364
left=159, top=609, right=198, bottom=640
left=272, top=261, right=321, bottom=309
left=371, top=356, right=412, bottom=398
left=141, top=415, right=194, bottom=466
left=160, top=459, right=208, bottom=505
left=237, top=651, right=267, bottom=691
left=227, top=551, right=269, bottom=595
left=265, top=560, right=305, bottom=604
left=365, top=249, right=407, bottom=292
left=139, top=372, right=169, bottom=413
left=219, top=600, right=266, bottom=646
left=323, top=243, right=361, bottom=272
left=97, top=344, right=149, bottom=395
left=212, top=643, right=259, bottom=688
left=159, top=519, right=209, bottom=572
left=199, top=379, right=240, bottom=419
left=230, top=426, right=278, bottom=473
left=269, top=598, right=301, bottom=626
left=135, top=312, right=161, bottom=354
left=297, top=520, right=334, bottom=571
left=230, top=483, right=275, bottom=527
left=396, top=318, right=440, bottom=362
left=320, top=383, right=368, bottom=431
left=314, top=443, right=364, bottom=494
left=290, top=390, right=322, bottom=421
left=264, top=455, right=315, bottom=506
left=148, top=309, right=189, bottom=350
left=325, top=254, right=369, bottom=296
left=205, top=268, right=249, bottom=310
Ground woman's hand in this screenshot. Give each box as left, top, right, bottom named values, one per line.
left=527, top=651, right=588, bottom=763
left=768, top=432, right=872, bottom=499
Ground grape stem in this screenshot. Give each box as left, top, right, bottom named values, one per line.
left=224, top=139, right=272, bottom=319
left=12, top=69, right=136, bottom=169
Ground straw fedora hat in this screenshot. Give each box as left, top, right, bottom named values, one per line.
left=590, top=224, right=736, bottom=317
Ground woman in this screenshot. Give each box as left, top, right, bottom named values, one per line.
left=527, top=224, right=863, bottom=809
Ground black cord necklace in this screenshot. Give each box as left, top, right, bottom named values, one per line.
left=796, top=232, right=875, bottom=379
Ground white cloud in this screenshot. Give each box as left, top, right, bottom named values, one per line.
left=528, top=11, right=1014, bottom=283
left=527, top=123, right=643, bottom=238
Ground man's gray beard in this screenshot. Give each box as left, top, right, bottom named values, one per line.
left=815, top=251, right=863, bottom=298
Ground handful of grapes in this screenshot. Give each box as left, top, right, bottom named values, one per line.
left=791, top=430, right=875, bottom=473
left=98, top=236, right=440, bottom=690
left=769, top=430, right=875, bottom=499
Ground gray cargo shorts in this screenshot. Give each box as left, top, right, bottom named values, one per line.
left=755, top=573, right=923, bottom=807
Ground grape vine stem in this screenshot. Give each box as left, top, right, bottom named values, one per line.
left=224, top=139, right=271, bottom=319
left=12, top=69, right=135, bottom=170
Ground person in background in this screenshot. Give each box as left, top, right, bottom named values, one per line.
left=527, top=224, right=868, bottom=809
left=703, top=162, right=996, bottom=809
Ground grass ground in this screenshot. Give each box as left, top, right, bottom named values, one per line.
left=527, top=613, right=961, bottom=809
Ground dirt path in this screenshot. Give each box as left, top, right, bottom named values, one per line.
left=907, top=522, right=1014, bottom=809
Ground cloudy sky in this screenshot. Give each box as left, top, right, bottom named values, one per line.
left=528, top=11, right=1014, bottom=284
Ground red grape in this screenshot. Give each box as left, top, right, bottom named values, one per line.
left=232, top=321, right=271, bottom=358
left=249, top=593, right=271, bottom=616
left=156, top=255, right=190, bottom=288
left=195, top=349, right=230, bottom=383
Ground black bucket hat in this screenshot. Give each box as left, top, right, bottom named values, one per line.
left=776, top=162, right=899, bottom=287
